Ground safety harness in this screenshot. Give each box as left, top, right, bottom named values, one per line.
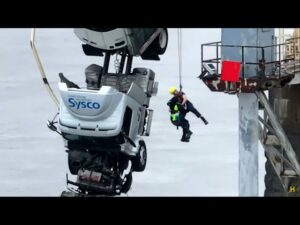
left=170, top=103, right=182, bottom=129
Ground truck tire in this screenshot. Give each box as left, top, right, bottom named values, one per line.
left=152, top=28, right=168, bottom=55
left=121, top=172, right=132, bottom=194
left=132, top=140, right=147, bottom=172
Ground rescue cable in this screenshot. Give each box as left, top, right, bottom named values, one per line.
left=177, top=29, right=209, bottom=126
left=178, top=28, right=183, bottom=91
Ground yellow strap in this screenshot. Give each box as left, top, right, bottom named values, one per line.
left=171, top=112, right=179, bottom=121
left=174, top=104, right=179, bottom=111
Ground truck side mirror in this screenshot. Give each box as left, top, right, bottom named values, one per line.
left=47, top=120, right=57, bottom=132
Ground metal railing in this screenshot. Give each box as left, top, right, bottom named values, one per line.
left=201, top=37, right=300, bottom=80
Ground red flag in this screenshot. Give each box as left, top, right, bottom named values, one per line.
left=221, top=60, right=241, bottom=82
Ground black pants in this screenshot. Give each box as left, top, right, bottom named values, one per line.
left=180, top=116, right=190, bottom=139
left=172, top=114, right=190, bottom=140
left=186, top=101, right=201, bottom=118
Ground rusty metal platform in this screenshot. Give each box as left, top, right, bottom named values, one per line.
left=201, top=74, right=295, bottom=94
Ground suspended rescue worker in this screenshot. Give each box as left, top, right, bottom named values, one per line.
left=167, top=86, right=208, bottom=142
left=167, top=95, right=192, bottom=142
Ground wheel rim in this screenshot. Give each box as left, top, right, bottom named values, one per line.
left=159, top=30, right=167, bottom=49
left=139, top=145, right=146, bottom=165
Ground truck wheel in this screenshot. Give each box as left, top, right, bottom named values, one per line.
left=132, top=141, right=147, bottom=172
left=153, top=28, right=168, bottom=55
left=121, top=172, right=133, bottom=194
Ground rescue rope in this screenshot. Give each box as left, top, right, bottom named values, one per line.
left=178, top=28, right=183, bottom=91
left=30, top=28, right=59, bottom=108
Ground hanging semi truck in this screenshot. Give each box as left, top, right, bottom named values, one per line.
left=31, top=28, right=168, bottom=196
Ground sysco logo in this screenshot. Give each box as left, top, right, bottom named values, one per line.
left=68, top=98, right=100, bottom=109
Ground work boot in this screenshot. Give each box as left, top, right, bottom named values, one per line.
left=181, top=137, right=189, bottom=142
left=185, top=130, right=193, bottom=139
left=181, top=133, right=189, bottom=142
left=200, top=116, right=209, bottom=125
